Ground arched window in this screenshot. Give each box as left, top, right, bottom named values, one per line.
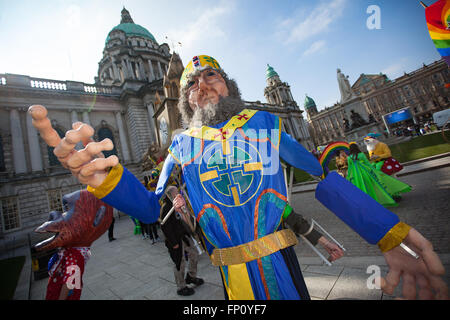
left=97, top=126, right=118, bottom=158
left=47, top=128, right=65, bottom=166
left=0, top=135, right=5, bottom=172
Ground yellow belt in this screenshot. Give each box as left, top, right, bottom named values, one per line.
left=210, top=229, right=298, bottom=267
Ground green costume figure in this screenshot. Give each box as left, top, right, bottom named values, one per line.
left=132, top=218, right=142, bottom=235
left=346, top=142, right=411, bottom=207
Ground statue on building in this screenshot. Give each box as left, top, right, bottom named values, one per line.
left=350, top=110, right=367, bottom=129
left=343, top=117, right=350, bottom=132
left=337, top=68, right=355, bottom=103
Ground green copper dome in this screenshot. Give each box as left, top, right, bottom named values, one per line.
left=304, top=94, right=316, bottom=109
left=105, top=8, right=157, bottom=45
left=266, top=64, right=279, bottom=79
left=106, top=23, right=157, bottom=44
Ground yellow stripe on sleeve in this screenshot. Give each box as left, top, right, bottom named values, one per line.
left=87, top=164, right=124, bottom=199
left=377, top=222, right=411, bottom=253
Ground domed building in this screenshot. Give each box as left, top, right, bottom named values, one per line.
left=97, top=7, right=170, bottom=88
left=304, top=94, right=318, bottom=120
left=255, top=64, right=313, bottom=150
left=0, top=8, right=183, bottom=246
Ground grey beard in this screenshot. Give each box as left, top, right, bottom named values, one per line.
left=189, top=96, right=245, bottom=128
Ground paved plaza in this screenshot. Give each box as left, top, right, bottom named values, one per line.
left=4, top=157, right=450, bottom=300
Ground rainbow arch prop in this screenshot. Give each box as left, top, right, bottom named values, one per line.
left=425, top=0, right=450, bottom=66
left=318, top=141, right=350, bottom=178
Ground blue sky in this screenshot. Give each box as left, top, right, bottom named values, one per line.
left=0, top=0, right=441, bottom=111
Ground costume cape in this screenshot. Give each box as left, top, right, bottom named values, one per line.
left=88, top=109, right=411, bottom=300
left=347, top=153, right=411, bottom=207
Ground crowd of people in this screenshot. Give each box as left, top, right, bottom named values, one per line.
left=391, top=120, right=438, bottom=137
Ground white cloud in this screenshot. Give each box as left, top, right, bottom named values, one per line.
left=303, top=40, right=326, bottom=57
left=381, top=58, right=409, bottom=79
left=167, top=3, right=235, bottom=53
left=279, top=0, right=346, bottom=44
left=66, top=4, right=81, bottom=29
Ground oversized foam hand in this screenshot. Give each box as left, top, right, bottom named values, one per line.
left=34, top=190, right=113, bottom=251
left=28, top=105, right=118, bottom=187
left=381, top=228, right=448, bottom=300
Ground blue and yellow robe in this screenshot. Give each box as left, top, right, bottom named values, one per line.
left=88, top=109, right=410, bottom=300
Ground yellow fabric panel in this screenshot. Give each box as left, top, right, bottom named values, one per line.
left=377, top=222, right=412, bottom=252
left=227, top=263, right=255, bottom=300
left=87, top=164, right=124, bottom=199
left=372, top=142, right=391, bottom=161
left=182, top=109, right=257, bottom=141
left=200, top=170, right=218, bottom=182
left=231, top=186, right=240, bottom=206
left=244, top=162, right=262, bottom=172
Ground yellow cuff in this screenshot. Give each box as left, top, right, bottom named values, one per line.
left=87, top=164, right=124, bottom=199
left=377, top=222, right=411, bottom=252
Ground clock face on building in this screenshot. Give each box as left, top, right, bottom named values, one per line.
left=159, top=117, right=169, bottom=145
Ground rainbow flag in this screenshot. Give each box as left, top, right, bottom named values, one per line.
left=318, top=141, right=350, bottom=178
left=425, top=0, right=450, bottom=65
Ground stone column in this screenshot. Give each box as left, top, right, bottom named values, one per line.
left=290, top=117, right=300, bottom=140
left=82, top=111, right=91, bottom=126
left=127, top=60, right=135, bottom=79
left=148, top=60, right=155, bottom=81
left=71, top=110, right=78, bottom=124
left=115, top=111, right=131, bottom=162
left=26, top=111, right=43, bottom=172
left=112, top=63, right=119, bottom=82
left=146, top=103, right=157, bottom=144
left=121, top=60, right=129, bottom=79
left=10, top=109, right=27, bottom=174
left=138, top=61, right=146, bottom=81
left=157, top=61, right=163, bottom=79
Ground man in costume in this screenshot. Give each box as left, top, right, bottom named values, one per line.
left=364, top=133, right=403, bottom=175
left=34, top=190, right=113, bottom=300
left=28, top=55, right=448, bottom=300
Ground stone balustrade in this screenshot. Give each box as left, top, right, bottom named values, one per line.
left=0, top=73, right=118, bottom=95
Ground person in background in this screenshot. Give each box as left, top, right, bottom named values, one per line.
left=160, top=186, right=204, bottom=296
left=148, top=221, right=161, bottom=244
left=108, top=209, right=117, bottom=242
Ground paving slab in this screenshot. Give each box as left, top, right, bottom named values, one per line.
left=302, top=272, right=339, bottom=300
left=326, top=267, right=383, bottom=300
left=15, top=164, right=449, bottom=300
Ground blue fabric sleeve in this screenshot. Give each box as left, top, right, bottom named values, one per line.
left=315, top=172, right=399, bottom=244
left=101, top=167, right=161, bottom=224
left=155, top=154, right=176, bottom=198
left=279, top=132, right=323, bottom=176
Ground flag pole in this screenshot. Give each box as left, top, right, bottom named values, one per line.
left=420, top=1, right=428, bottom=8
